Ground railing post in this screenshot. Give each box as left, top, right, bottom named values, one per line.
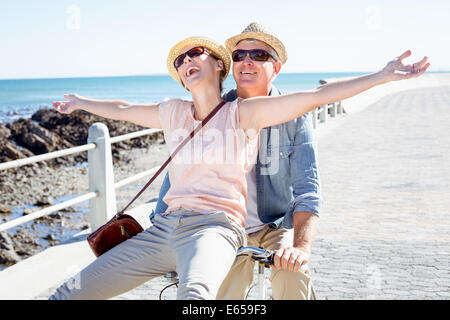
left=87, top=123, right=117, bottom=230
left=319, top=105, right=327, bottom=123
left=330, top=102, right=337, bottom=117
left=311, top=109, right=317, bottom=129
left=337, top=101, right=343, bottom=114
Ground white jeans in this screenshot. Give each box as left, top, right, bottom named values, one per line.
left=49, top=209, right=246, bottom=300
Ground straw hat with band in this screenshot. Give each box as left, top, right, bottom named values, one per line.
left=167, top=36, right=231, bottom=84
left=225, top=22, right=288, bottom=65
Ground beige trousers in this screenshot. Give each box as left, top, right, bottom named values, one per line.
left=49, top=210, right=246, bottom=300
left=216, top=225, right=316, bottom=300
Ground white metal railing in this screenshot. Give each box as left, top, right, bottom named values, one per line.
left=311, top=79, right=344, bottom=129
left=0, top=126, right=162, bottom=232
left=311, top=100, right=344, bottom=129
left=0, top=192, right=98, bottom=232
left=0, top=144, right=95, bottom=171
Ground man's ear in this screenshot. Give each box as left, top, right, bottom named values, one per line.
left=273, top=61, right=282, bottom=75
left=270, top=61, right=282, bottom=82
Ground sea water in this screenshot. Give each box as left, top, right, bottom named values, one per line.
left=0, top=73, right=367, bottom=124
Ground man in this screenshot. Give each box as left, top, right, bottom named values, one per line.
left=151, top=22, right=321, bottom=300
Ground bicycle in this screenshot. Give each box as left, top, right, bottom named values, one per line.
left=236, top=246, right=275, bottom=300
left=159, top=246, right=274, bottom=300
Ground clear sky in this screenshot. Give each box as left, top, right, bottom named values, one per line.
left=0, top=0, right=448, bottom=79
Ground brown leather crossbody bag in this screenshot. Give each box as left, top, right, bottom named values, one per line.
left=87, top=100, right=226, bottom=257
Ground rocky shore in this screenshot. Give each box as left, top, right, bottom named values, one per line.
left=0, top=108, right=167, bottom=269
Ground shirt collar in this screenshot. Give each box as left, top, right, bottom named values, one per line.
left=224, top=85, right=281, bottom=101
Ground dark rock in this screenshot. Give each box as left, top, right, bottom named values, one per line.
left=23, top=208, right=33, bottom=216
left=35, top=213, right=62, bottom=227
left=15, top=249, right=34, bottom=257
left=31, top=108, right=165, bottom=164
left=0, top=205, right=11, bottom=214
left=6, top=118, right=74, bottom=155
left=43, top=234, right=57, bottom=241
left=0, top=232, right=14, bottom=250
left=1, top=108, right=165, bottom=171
left=0, top=135, right=34, bottom=163
left=0, top=123, right=11, bottom=138
left=35, top=195, right=53, bottom=206
left=0, top=232, right=22, bottom=265
left=49, top=212, right=62, bottom=219
left=13, top=230, right=38, bottom=245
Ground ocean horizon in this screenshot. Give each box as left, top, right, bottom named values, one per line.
left=1, top=71, right=447, bottom=125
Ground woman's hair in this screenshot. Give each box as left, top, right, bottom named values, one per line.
left=210, top=54, right=226, bottom=93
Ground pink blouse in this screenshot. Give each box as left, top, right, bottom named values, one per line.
left=158, top=98, right=259, bottom=227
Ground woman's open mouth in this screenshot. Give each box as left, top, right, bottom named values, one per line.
left=186, top=66, right=201, bottom=77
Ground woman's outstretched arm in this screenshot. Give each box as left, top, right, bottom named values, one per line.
left=240, top=50, right=429, bottom=132
left=52, top=94, right=161, bottom=129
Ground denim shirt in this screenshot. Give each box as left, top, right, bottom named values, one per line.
left=150, top=86, right=322, bottom=229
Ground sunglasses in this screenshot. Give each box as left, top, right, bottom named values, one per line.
left=174, top=46, right=211, bottom=69
left=231, top=49, right=274, bottom=62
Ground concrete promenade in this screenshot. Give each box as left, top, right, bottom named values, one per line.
left=3, top=74, right=450, bottom=300
left=311, top=85, right=450, bottom=299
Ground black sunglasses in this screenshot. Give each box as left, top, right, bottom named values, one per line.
left=231, top=49, right=274, bottom=62
left=174, top=46, right=211, bottom=69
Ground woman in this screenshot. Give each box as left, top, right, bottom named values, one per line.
left=50, top=36, right=428, bottom=300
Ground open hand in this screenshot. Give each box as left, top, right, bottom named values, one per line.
left=52, top=94, right=83, bottom=114
left=381, top=50, right=430, bottom=83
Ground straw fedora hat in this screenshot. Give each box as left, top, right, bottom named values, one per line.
left=225, top=22, right=288, bottom=64
left=167, top=36, right=231, bottom=83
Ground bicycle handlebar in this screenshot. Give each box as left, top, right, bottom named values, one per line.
left=237, top=246, right=274, bottom=267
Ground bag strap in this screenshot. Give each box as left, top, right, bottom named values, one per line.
left=115, top=100, right=227, bottom=217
